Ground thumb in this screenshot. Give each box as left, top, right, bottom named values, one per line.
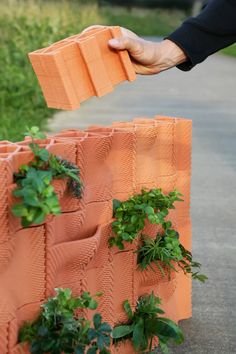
left=108, top=36, right=143, bottom=55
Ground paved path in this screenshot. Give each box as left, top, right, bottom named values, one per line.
left=49, top=52, right=236, bottom=353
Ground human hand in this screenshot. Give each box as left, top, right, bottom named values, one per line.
left=82, top=26, right=187, bottom=75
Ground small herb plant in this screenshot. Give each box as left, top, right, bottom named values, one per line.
left=110, top=187, right=207, bottom=282
left=12, top=127, right=83, bottom=227
left=19, top=288, right=112, bottom=354
left=137, top=223, right=208, bottom=283
left=109, top=188, right=183, bottom=250
left=112, top=292, right=184, bottom=353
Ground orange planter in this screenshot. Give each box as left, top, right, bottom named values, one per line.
left=0, top=116, right=192, bottom=353
left=28, top=26, right=136, bottom=110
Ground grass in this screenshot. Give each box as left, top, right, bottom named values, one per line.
left=0, top=0, right=104, bottom=142
left=221, top=44, right=236, bottom=58
left=101, top=6, right=185, bottom=36
left=0, top=0, right=186, bottom=142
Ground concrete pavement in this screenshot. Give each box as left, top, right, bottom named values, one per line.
left=48, top=52, right=236, bottom=354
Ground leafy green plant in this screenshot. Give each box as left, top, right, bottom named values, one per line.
left=137, top=222, right=208, bottom=283
left=19, top=288, right=112, bottom=354
left=12, top=127, right=83, bottom=227
left=112, top=292, right=184, bottom=353
left=109, top=188, right=183, bottom=249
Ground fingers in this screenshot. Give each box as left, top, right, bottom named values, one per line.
left=108, top=36, right=144, bottom=56
left=81, top=25, right=144, bottom=59
left=120, top=27, right=140, bottom=40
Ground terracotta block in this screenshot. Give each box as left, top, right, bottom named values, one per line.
left=52, top=129, right=88, bottom=139
left=28, top=26, right=136, bottom=110
left=92, top=119, right=177, bottom=193
left=155, top=115, right=192, bottom=171
left=85, top=127, right=136, bottom=200
left=133, top=121, right=176, bottom=190
left=78, top=132, right=114, bottom=203
left=45, top=203, right=112, bottom=295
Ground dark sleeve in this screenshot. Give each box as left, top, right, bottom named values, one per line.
left=166, top=0, right=236, bottom=71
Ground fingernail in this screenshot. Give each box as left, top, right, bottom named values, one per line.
left=108, top=38, right=120, bottom=47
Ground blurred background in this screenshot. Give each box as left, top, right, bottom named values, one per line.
left=1, top=0, right=235, bottom=142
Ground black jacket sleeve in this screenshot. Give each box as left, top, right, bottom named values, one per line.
left=166, top=0, right=236, bottom=71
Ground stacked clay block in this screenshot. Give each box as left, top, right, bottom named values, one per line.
left=28, top=26, right=136, bottom=110
left=0, top=116, right=192, bottom=353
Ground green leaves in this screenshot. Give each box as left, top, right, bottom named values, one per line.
left=137, top=228, right=208, bottom=283
left=12, top=127, right=83, bottom=227
left=133, top=317, right=145, bottom=350
left=19, top=288, right=111, bottom=354
left=49, top=155, right=83, bottom=198
left=87, top=314, right=112, bottom=351
left=110, top=188, right=182, bottom=249
left=113, top=199, right=121, bottom=212
left=24, top=126, right=47, bottom=140
left=112, top=325, right=133, bottom=339
left=123, top=300, right=133, bottom=320
left=178, top=245, right=208, bottom=283
left=112, top=293, right=184, bottom=353
left=12, top=167, right=61, bottom=227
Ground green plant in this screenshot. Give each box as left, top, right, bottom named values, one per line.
left=109, top=189, right=183, bottom=249
left=137, top=222, right=208, bottom=282
left=12, top=127, right=83, bottom=227
left=112, top=292, right=184, bottom=353
left=19, top=288, right=112, bottom=354
left=178, top=244, right=208, bottom=282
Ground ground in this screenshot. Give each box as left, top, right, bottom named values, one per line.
left=49, top=46, right=236, bottom=354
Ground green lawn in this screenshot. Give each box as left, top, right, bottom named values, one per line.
left=221, top=44, right=236, bottom=58
left=0, top=0, right=186, bottom=142
left=102, top=6, right=185, bottom=36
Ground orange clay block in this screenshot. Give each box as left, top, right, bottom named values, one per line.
left=0, top=116, right=192, bottom=353
left=28, top=26, right=136, bottom=110
left=89, top=118, right=177, bottom=194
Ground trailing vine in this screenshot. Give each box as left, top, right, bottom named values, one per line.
left=137, top=222, right=208, bottom=282
left=19, top=288, right=112, bottom=354
left=12, top=127, right=83, bottom=227
left=112, top=292, right=184, bottom=353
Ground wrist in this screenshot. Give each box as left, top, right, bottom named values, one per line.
left=155, top=39, right=187, bottom=72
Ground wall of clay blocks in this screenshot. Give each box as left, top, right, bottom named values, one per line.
left=0, top=115, right=192, bottom=354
